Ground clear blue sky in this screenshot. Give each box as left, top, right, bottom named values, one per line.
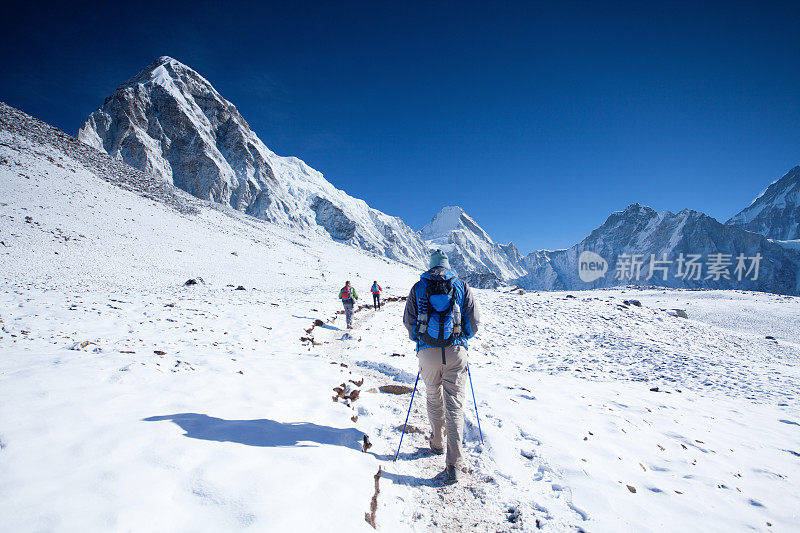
left=1, top=1, right=798, bottom=252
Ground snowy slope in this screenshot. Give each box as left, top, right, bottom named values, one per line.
left=420, top=206, right=526, bottom=286
left=517, top=204, right=800, bottom=295
left=77, top=57, right=428, bottom=267
left=2, top=102, right=800, bottom=531
left=1, top=101, right=418, bottom=532
left=727, top=166, right=800, bottom=240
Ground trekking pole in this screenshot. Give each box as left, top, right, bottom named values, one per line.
left=466, top=363, right=484, bottom=444
left=394, top=370, right=420, bottom=461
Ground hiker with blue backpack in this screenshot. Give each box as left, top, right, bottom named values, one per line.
left=402, top=249, right=480, bottom=483
left=371, top=281, right=382, bottom=310
left=338, top=281, right=358, bottom=329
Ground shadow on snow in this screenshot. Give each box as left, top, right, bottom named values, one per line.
left=291, top=314, right=342, bottom=330
left=144, top=413, right=363, bottom=451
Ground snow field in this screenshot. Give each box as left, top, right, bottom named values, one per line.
left=2, top=126, right=800, bottom=531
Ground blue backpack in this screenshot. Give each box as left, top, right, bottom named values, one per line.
left=415, top=277, right=463, bottom=348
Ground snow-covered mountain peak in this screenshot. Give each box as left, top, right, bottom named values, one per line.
left=727, top=166, right=800, bottom=240
left=424, top=205, right=464, bottom=230
left=419, top=206, right=525, bottom=285
left=77, top=58, right=428, bottom=266
left=519, top=202, right=800, bottom=294
left=421, top=206, right=484, bottom=240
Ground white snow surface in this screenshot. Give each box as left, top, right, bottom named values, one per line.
left=2, top=114, right=800, bottom=532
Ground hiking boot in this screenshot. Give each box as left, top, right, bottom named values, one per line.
left=429, top=439, right=444, bottom=455
left=444, top=465, right=459, bottom=484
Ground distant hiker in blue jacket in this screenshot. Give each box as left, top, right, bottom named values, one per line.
left=403, top=250, right=480, bottom=483
left=371, top=281, right=382, bottom=310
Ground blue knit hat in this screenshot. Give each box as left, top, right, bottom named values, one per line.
left=429, top=249, right=451, bottom=270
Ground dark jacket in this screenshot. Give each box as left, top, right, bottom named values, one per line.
left=403, top=267, right=480, bottom=350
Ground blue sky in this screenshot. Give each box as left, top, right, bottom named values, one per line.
left=1, top=1, right=798, bottom=252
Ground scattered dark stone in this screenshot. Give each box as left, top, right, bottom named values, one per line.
left=362, top=434, right=372, bottom=453
left=624, top=299, right=642, bottom=307
left=24, top=216, right=32, bottom=223
left=650, top=387, right=659, bottom=392
left=390, top=353, right=405, bottom=357
left=765, top=335, right=775, bottom=340
left=237, top=370, right=244, bottom=374
left=183, top=278, right=204, bottom=286
left=565, top=294, right=575, bottom=299
left=313, top=319, right=324, bottom=327
left=626, top=485, right=637, bottom=493
left=379, top=384, right=414, bottom=394
left=235, top=285, right=246, bottom=290
left=231, top=251, right=238, bottom=256
left=673, top=309, right=688, bottom=318
left=506, top=507, right=521, bottom=523
left=154, top=350, right=166, bottom=355
left=394, top=424, right=423, bottom=434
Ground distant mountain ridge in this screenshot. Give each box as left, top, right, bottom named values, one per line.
left=77, top=56, right=428, bottom=266
left=517, top=204, right=800, bottom=294
left=727, top=166, right=800, bottom=241
left=420, top=165, right=800, bottom=294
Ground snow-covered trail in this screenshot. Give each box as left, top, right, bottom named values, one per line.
left=314, top=288, right=800, bottom=531
left=305, top=298, right=581, bottom=531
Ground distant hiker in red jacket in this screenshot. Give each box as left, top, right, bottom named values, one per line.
left=339, top=281, right=358, bottom=329
left=371, top=281, right=382, bottom=310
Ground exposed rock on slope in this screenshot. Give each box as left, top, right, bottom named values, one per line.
left=1, top=102, right=197, bottom=215
left=77, top=56, right=427, bottom=266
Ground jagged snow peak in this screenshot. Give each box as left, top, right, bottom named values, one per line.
left=518, top=203, right=800, bottom=294
left=77, top=56, right=428, bottom=267
left=420, top=206, right=526, bottom=284
left=726, top=166, right=800, bottom=240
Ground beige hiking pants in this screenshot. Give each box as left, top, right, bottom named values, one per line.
left=418, top=345, right=468, bottom=467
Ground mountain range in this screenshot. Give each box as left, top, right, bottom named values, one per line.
left=29, top=55, right=797, bottom=295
